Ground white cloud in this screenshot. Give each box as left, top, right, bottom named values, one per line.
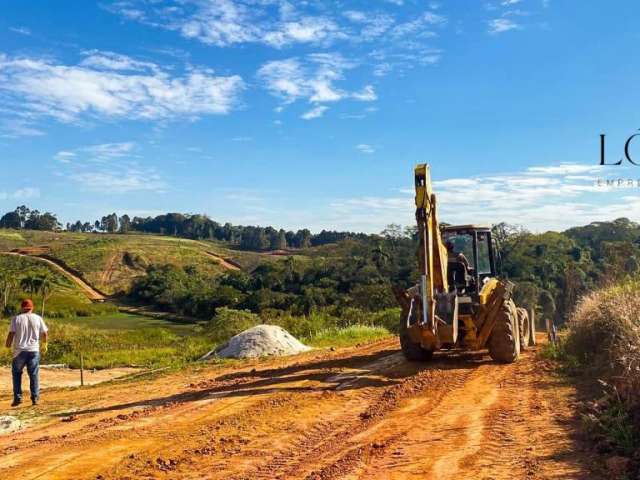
left=0, top=187, right=40, bottom=201
left=55, top=142, right=136, bottom=164
left=106, top=0, right=345, bottom=48
left=54, top=151, right=76, bottom=163
left=301, top=105, right=328, bottom=120
left=0, top=119, right=44, bottom=138
left=373, top=63, right=392, bottom=77
left=67, top=169, right=166, bottom=194
left=9, top=26, right=31, bottom=36
left=351, top=85, right=377, bottom=101
left=488, top=18, right=521, bottom=34
left=526, top=164, right=601, bottom=175
left=343, top=10, right=367, bottom=23
left=356, top=144, right=376, bottom=154
left=257, top=54, right=376, bottom=108
left=52, top=142, right=166, bottom=194
left=103, top=1, right=454, bottom=86
left=79, top=50, right=158, bottom=72
left=390, top=12, right=446, bottom=38
left=501, top=0, right=521, bottom=5
left=0, top=52, right=244, bottom=125
left=323, top=163, right=634, bottom=233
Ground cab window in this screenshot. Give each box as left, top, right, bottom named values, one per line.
left=476, top=232, right=492, bottom=274
left=443, top=232, right=474, bottom=261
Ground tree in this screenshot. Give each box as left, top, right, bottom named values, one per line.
left=277, top=229, right=288, bottom=250
left=37, top=274, right=54, bottom=318
left=23, top=210, right=60, bottom=231
left=371, top=243, right=389, bottom=271
left=0, top=211, right=21, bottom=229
left=101, top=213, right=118, bottom=233
left=119, top=214, right=131, bottom=234
left=20, top=273, right=54, bottom=318
left=0, top=269, right=17, bottom=311
left=539, top=290, right=556, bottom=324
left=16, top=205, right=30, bottom=228
left=20, top=274, right=41, bottom=297
left=295, top=229, right=311, bottom=249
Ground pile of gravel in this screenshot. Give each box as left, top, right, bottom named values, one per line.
left=202, top=325, right=311, bottom=360
left=0, top=416, right=21, bottom=435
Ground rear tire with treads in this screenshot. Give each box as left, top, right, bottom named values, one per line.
left=488, top=302, right=520, bottom=363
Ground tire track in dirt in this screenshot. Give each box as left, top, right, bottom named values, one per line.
left=0, top=339, right=599, bottom=480
left=0, top=340, right=397, bottom=480
left=99, top=251, right=120, bottom=286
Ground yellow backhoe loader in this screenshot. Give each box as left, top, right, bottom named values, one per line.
left=394, top=164, right=535, bottom=362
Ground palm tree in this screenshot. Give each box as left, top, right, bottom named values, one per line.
left=20, top=273, right=54, bottom=318
left=38, top=273, right=53, bottom=318
left=20, top=274, right=42, bottom=297
left=0, top=269, right=17, bottom=311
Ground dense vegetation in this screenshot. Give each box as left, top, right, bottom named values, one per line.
left=3, top=202, right=640, bottom=330
left=497, top=218, right=640, bottom=325
left=545, top=278, right=640, bottom=475
left=129, top=234, right=415, bottom=319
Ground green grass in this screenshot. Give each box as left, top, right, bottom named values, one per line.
left=59, top=312, right=199, bottom=334
left=0, top=319, right=211, bottom=369
left=305, top=325, right=391, bottom=348
left=0, top=229, right=299, bottom=296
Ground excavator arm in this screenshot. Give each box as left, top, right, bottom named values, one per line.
left=414, top=163, right=449, bottom=335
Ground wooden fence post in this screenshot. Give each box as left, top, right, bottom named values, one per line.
left=80, top=352, right=84, bottom=387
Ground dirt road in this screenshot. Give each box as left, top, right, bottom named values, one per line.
left=0, top=338, right=599, bottom=479
left=1, top=251, right=106, bottom=301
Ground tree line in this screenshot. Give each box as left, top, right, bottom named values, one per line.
left=0, top=206, right=60, bottom=231
left=0, top=205, right=369, bottom=251
left=129, top=217, right=640, bottom=327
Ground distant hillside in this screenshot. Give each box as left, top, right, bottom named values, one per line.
left=0, top=230, right=282, bottom=296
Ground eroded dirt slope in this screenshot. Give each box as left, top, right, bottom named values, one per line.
left=0, top=338, right=599, bottom=480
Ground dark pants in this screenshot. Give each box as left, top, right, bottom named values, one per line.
left=12, top=351, right=40, bottom=402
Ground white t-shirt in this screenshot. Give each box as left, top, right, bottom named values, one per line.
left=9, top=313, right=48, bottom=357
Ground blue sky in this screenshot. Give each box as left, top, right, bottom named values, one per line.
left=1, top=0, right=639, bottom=233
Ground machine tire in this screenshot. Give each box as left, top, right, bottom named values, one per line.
left=488, top=303, right=520, bottom=363
left=399, top=312, right=433, bottom=361
left=517, top=307, right=530, bottom=351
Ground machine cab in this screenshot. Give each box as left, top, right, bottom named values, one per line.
left=442, top=224, right=496, bottom=295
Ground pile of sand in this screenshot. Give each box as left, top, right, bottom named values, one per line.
left=202, top=325, right=311, bottom=360
left=0, top=416, right=21, bottom=435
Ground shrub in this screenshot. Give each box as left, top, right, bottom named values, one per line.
left=206, top=307, right=260, bottom=343
left=565, top=279, right=640, bottom=403
left=564, top=278, right=640, bottom=461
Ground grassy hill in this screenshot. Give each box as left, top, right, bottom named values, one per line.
left=0, top=253, right=116, bottom=317
left=0, top=229, right=281, bottom=296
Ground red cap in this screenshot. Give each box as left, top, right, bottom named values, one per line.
left=21, top=299, right=34, bottom=311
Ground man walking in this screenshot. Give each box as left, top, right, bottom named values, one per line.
left=5, top=299, right=48, bottom=407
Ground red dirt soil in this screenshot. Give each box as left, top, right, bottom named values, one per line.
left=0, top=337, right=601, bottom=479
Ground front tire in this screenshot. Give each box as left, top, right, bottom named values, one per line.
left=488, top=302, right=520, bottom=363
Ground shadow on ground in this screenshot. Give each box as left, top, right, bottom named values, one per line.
left=55, top=347, right=494, bottom=417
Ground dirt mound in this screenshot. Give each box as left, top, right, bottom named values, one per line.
left=0, top=416, right=21, bottom=435
left=203, top=325, right=311, bottom=359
